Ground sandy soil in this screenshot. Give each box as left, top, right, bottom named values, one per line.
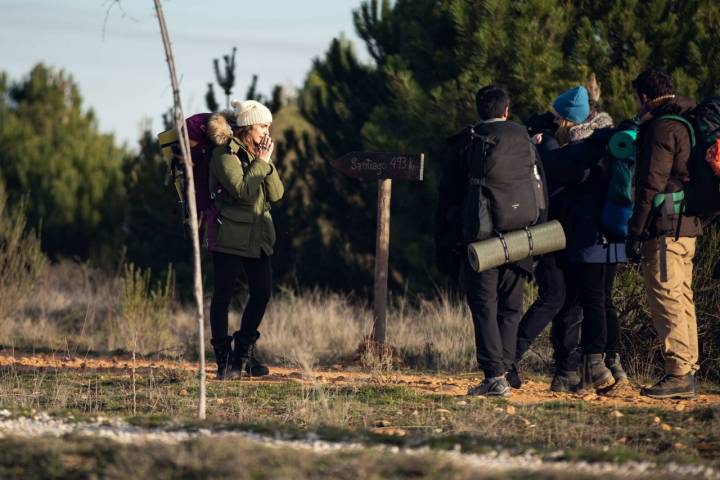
left=1, top=351, right=718, bottom=410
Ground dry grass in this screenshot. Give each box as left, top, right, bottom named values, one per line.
left=4, top=246, right=720, bottom=383
left=0, top=183, right=47, bottom=324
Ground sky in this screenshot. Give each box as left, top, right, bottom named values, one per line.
left=0, top=0, right=369, bottom=148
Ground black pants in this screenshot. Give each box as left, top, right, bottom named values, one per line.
left=210, top=251, right=272, bottom=340
left=515, top=253, right=583, bottom=373
left=565, top=263, right=620, bottom=355
left=465, top=260, right=525, bottom=378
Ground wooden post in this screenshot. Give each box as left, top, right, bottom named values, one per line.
left=331, top=152, right=424, bottom=345
left=153, top=0, right=206, bottom=420
left=372, top=179, right=392, bottom=343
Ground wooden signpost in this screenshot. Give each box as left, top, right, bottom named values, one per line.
left=332, top=152, right=425, bottom=343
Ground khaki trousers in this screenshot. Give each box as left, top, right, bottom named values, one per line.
left=641, top=237, right=699, bottom=376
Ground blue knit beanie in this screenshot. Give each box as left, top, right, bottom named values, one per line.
left=552, top=86, right=590, bottom=123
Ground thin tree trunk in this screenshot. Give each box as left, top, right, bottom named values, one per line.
left=153, top=0, right=206, bottom=420
left=131, top=335, right=137, bottom=416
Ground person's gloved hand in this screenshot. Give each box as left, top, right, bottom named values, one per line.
left=625, top=236, right=642, bottom=264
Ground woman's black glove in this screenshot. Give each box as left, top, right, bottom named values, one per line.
left=625, top=236, right=643, bottom=264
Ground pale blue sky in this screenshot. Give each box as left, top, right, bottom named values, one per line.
left=0, top=0, right=368, bottom=148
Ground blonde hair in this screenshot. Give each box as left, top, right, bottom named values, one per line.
left=554, top=118, right=578, bottom=146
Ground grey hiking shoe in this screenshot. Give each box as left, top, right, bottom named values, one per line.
left=641, top=373, right=696, bottom=399
left=550, top=371, right=580, bottom=392
left=576, top=354, right=614, bottom=392
left=468, top=376, right=511, bottom=397
left=604, top=353, right=627, bottom=383
left=506, top=364, right=523, bottom=389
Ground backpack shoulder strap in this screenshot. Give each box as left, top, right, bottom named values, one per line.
left=467, top=127, right=496, bottom=183
left=657, top=114, right=697, bottom=149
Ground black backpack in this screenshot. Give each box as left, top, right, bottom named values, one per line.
left=461, top=122, right=546, bottom=242
left=659, top=96, right=720, bottom=218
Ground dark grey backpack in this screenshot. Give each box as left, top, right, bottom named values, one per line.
left=461, top=122, right=546, bottom=242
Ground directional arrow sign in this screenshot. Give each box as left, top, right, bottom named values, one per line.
left=332, top=152, right=424, bottom=181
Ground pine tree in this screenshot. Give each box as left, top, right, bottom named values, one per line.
left=0, top=64, right=126, bottom=260
left=297, top=0, right=720, bottom=291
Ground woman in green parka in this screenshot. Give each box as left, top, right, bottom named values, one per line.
left=206, top=99, right=284, bottom=380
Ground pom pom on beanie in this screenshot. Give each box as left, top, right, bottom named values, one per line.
left=552, top=86, right=590, bottom=124
left=230, top=99, right=273, bottom=126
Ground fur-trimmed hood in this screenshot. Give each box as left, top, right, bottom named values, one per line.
left=568, top=111, right=613, bottom=143
left=206, top=111, right=235, bottom=146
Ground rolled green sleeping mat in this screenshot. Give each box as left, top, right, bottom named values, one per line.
left=467, top=220, right=566, bottom=273
left=609, top=129, right=638, bottom=159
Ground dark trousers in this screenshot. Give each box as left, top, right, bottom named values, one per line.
left=565, top=263, right=620, bottom=355
left=465, top=260, right=525, bottom=378
left=210, top=251, right=272, bottom=340
left=515, top=253, right=583, bottom=373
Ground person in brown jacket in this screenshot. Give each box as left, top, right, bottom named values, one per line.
left=626, top=69, right=702, bottom=399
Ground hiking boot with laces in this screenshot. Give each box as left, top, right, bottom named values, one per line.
left=233, top=332, right=269, bottom=378
left=467, top=376, right=511, bottom=397
left=506, top=364, right=523, bottom=389
left=604, top=352, right=628, bottom=383
left=245, top=341, right=269, bottom=377
left=550, top=370, right=580, bottom=392
left=576, top=353, right=614, bottom=392
left=210, top=336, right=239, bottom=380
left=641, top=373, right=695, bottom=399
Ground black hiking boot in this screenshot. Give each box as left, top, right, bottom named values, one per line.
left=467, top=376, right=511, bottom=397
left=576, top=354, right=614, bottom=392
left=233, top=332, right=270, bottom=377
left=506, top=363, right=523, bottom=389
left=641, top=373, right=696, bottom=399
left=210, top=336, right=237, bottom=380
left=604, top=352, right=628, bottom=384
left=550, top=370, right=580, bottom=393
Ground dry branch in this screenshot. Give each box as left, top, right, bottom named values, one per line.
left=152, top=0, right=206, bottom=420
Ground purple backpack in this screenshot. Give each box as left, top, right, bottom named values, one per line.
left=158, top=113, right=221, bottom=249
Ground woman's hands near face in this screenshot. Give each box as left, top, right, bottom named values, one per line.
left=258, top=134, right=274, bottom=162
left=531, top=133, right=543, bottom=145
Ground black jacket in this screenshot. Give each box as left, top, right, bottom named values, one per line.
left=436, top=120, right=546, bottom=276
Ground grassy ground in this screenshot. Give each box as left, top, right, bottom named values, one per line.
left=4, top=433, right=691, bottom=480
left=1, top=359, right=719, bottom=470
left=2, top=263, right=720, bottom=477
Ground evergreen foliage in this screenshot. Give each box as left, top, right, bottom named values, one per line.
left=122, top=127, right=194, bottom=290
left=0, top=64, right=126, bottom=259
left=298, top=0, right=720, bottom=290
left=212, top=47, right=237, bottom=110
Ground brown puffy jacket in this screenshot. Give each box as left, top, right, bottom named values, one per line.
left=629, top=96, right=703, bottom=238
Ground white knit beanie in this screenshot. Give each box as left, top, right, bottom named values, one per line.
left=230, top=99, right=273, bottom=126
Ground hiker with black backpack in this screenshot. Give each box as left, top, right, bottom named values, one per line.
left=450, top=85, right=547, bottom=397
left=626, top=69, right=703, bottom=399
left=205, top=100, right=284, bottom=380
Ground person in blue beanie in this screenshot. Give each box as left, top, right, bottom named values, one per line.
left=550, top=85, right=627, bottom=392
left=511, top=84, right=628, bottom=393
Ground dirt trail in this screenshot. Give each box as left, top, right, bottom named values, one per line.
left=2, top=351, right=718, bottom=410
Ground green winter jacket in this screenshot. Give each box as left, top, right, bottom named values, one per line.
left=207, top=113, right=284, bottom=258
